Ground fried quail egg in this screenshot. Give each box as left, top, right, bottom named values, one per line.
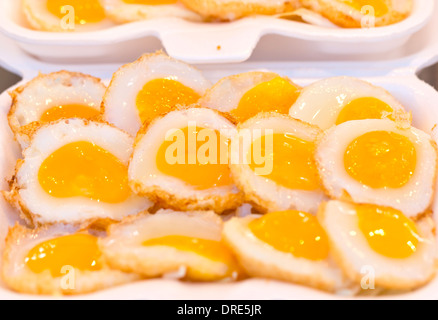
left=102, top=0, right=202, bottom=23
left=102, top=51, right=212, bottom=136
left=289, top=77, right=410, bottom=131
left=4, top=119, right=152, bottom=227
left=318, top=200, right=436, bottom=291
left=315, top=119, right=437, bottom=218
left=128, top=107, right=243, bottom=213
left=2, top=223, right=139, bottom=295
left=99, top=210, right=242, bottom=281
left=199, top=71, right=301, bottom=123
left=8, top=71, right=106, bottom=148
left=179, top=0, right=300, bottom=21
left=223, top=210, right=347, bottom=292
left=229, top=112, right=326, bottom=214
left=299, top=0, right=413, bottom=28
left=22, top=0, right=114, bottom=32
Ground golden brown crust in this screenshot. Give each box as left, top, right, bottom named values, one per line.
left=180, top=0, right=301, bottom=21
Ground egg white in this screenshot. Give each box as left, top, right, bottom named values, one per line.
left=315, top=119, right=437, bottom=218
left=2, top=223, right=139, bottom=295
left=289, top=76, right=409, bottom=131
left=128, top=107, right=243, bottom=213
left=102, top=51, right=212, bottom=136
left=5, top=119, right=152, bottom=226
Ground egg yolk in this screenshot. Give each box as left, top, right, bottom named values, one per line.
left=25, top=234, right=102, bottom=277
left=248, top=133, right=320, bottom=191
left=356, top=204, right=419, bottom=259
left=142, top=235, right=239, bottom=280
left=231, top=77, right=300, bottom=123
left=156, top=126, right=233, bottom=190
left=344, top=131, right=416, bottom=189
left=341, top=0, right=389, bottom=17
left=40, top=104, right=100, bottom=123
left=122, top=0, right=178, bottom=4
left=38, top=141, right=131, bottom=203
left=47, top=0, right=106, bottom=24
left=136, top=79, right=201, bottom=124
left=249, top=210, right=329, bottom=261
left=336, top=97, right=394, bottom=125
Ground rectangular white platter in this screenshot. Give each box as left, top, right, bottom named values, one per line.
left=0, top=0, right=435, bottom=64
left=0, top=63, right=438, bottom=299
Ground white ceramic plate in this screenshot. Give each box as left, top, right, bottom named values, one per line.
left=0, top=68, right=438, bottom=299
left=0, top=0, right=434, bottom=64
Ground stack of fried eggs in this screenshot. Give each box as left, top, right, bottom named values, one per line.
left=1, top=51, right=437, bottom=296
left=21, top=0, right=413, bottom=32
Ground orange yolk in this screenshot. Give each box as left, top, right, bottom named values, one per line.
left=231, top=77, right=300, bottom=123
left=122, top=0, right=178, bottom=4
left=356, top=204, right=419, bottom=259
left=342, top=0, right=389, bottom=17
left=25, top=234, right=102, bottom=277
left=40, top=104, right=100, bottom=123
left=156, top=126, right=233, bottom=190
left=142, top=235, right=240, bottom=280
left=249, top=210, right=329, bottom=261
left=336, top=97, right=394, bottom=125
left=47, top=0, right=106, bottom=24
left=248, top=133, right=320, bottom=191
left=344, top=131, right=416, bottom=189
left=136, top=79, right=201, bottom=124
left=38, top=141, right=131, bottom=203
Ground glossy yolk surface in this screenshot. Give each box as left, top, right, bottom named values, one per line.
left=40, top=104, right=100, bottom=123
left=156, top=126, right=233, bottom=190
left=336, top=97, right=394, bottom=125
left=25, top=234, right=102, bottom=277
left=122, top=0, right=178, bottom=4
left=342, top=0, right=389, bottom=17
left=47, top=0, right=106, bottom=24
left=356, top=204, right=419, bottom=259
left=344, top=131, right=416, bottom=189
left=136, top=79, right=201, bottom=124
left=38, top=141, right=131, bottom=203
left=249, top=210, right=329, bottom=261
left=142, top=235, right=239, bottom=280
left=232, top=77, right=300, bottom=123
left=248, top=133, right=320, bottom=191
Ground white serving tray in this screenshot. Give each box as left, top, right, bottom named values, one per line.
left=1, top=0, right=438, bottom=301
left=0, top=70, right=438, bottom=300
left=0, top=0, right=434, bottom=64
